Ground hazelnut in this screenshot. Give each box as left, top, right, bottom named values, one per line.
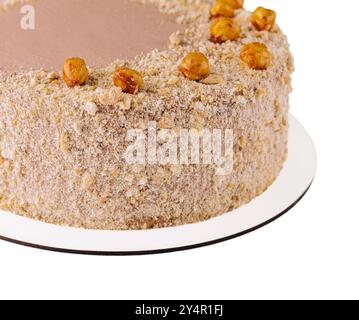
left=251, top=7, right=276, bottom=31
left=240, top=42, right=271, bottom=70
left=113, top=67, right=143, bottom=94
left=210, top=0, right=235, bottom=18
left=63, top=57, right=89, bottom=88
left=179, top=52, right=210, bottom=81
left=223, top=0, right=244, bottom=9
left=210, top=17, right=240, bottom=43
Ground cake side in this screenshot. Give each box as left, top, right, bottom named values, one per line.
left=0, top=1, right=294, bottom=230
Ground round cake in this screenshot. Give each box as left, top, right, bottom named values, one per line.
left=0, top=0, right=294, bottom=230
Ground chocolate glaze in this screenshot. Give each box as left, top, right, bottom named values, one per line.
left=0, top=0, right=181, bottom=71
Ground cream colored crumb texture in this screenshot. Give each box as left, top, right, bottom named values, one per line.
left=0, top=0, right=294, bottom=230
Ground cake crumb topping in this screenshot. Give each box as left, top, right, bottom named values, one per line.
left=83, top=101, right=99, bottom=116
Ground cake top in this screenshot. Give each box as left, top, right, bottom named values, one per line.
left=0, top=0, right=181, bottom=71
left=0, top=0, right=293, bottom=118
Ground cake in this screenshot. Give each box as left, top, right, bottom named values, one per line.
left=0, top=0, right=294, bottom=230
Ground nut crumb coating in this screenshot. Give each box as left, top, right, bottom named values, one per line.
left=0, top=1, right=294, bottom=230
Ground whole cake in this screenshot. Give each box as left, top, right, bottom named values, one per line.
left=0, top=0, right=294, bottom=230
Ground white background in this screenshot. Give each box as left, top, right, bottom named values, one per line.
left=1, top=0, right=358, bottom=300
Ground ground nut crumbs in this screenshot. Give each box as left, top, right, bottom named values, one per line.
left=200, top=73, right=224, bottom=85
left=83, top=101, right=99, bottom=116
left=0, top=0, right=294, bottom=230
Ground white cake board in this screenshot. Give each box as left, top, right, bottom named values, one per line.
left=0, top=115, right=316, bottom=255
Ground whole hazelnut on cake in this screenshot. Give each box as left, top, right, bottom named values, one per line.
left=113, top=67, right=143, bottom=94
left=223, top=0, right=244, bottom=9
left=63, top=57, right=89, bottom=88
left=210, top=0, right=235, bottom=18
left=179, top=52, right=210, bottom=81
left=210, top=17, right=240, bottom=43
left=251, top=7, right=277, bottom=31
left=240, top=42, right=271, bottom=70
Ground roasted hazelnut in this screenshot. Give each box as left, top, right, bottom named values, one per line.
left=113, top=67, right=143, bottom=94
left=210, top=17, right=240, bottom=43
left=240, top=42, right=271, bottom=70
left=223, top=0, right=244, bottom=9
left=210, top=0, right=235, bottom=18
left=251, top=7, right=276, bottom=31
left=179, top=52, right=210, bottom=81
left=63, top=57, right=88, bottom=88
